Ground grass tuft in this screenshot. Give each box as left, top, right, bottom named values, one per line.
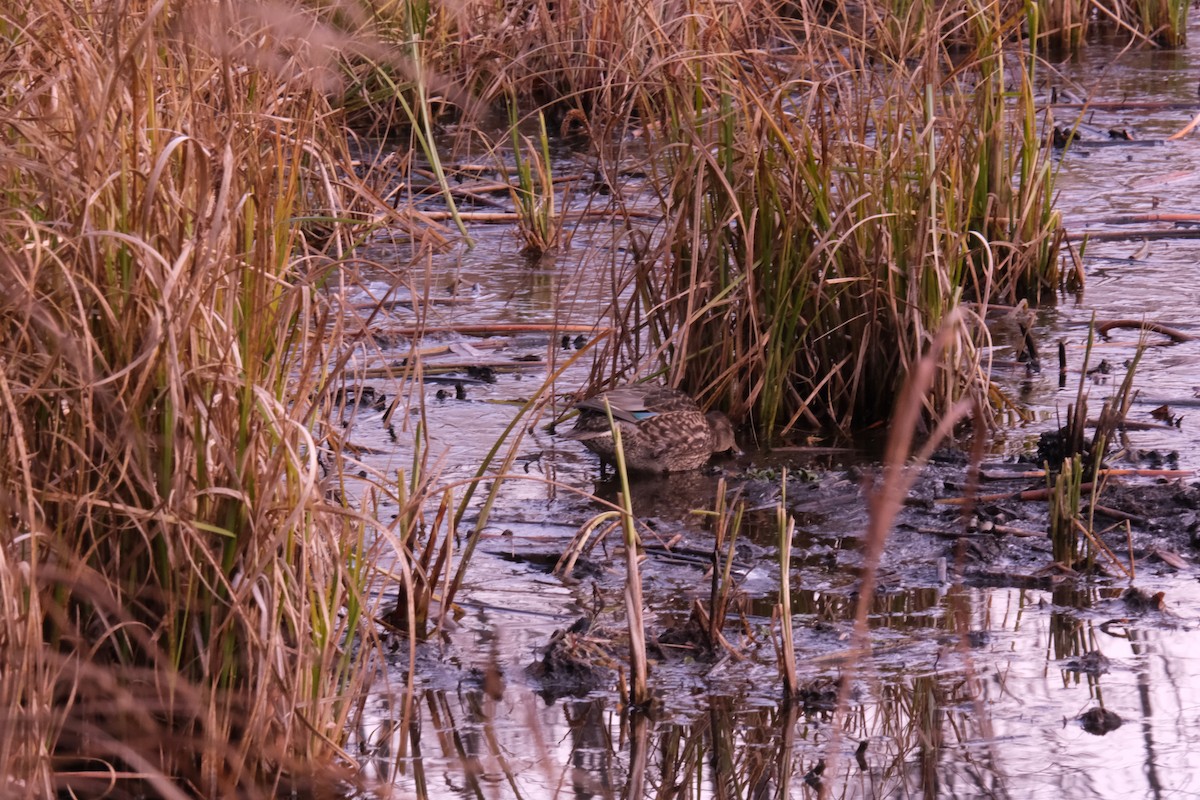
left=0, top=0, right=414, bottom=793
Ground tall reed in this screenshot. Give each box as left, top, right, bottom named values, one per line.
left=1133, top=0, right=1189, bottom=46
left=0, top=1, right=409, bottom=793
left=1034, top=0, right=1090, bottom=52
left=597, top=0, right=1065, bottom=439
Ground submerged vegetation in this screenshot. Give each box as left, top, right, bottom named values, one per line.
left=0, top=0, right=1190, bottom=794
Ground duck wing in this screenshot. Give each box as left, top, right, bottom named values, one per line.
left=574, top=385, right=698, bottom=423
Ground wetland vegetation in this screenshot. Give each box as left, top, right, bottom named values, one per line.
left=1, top=0, right=1197, bottom=796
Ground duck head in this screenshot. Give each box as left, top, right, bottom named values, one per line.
left=705, top=411, right=740, bottom=455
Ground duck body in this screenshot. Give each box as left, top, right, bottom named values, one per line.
left=563, top=385, right=737, bottom=473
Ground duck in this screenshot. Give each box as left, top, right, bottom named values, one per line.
left=561, top=385, right=738, bottom=473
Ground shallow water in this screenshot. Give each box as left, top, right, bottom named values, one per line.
left=343, top=22, right=1200, bottom=800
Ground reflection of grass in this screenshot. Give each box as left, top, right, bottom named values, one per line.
left=363, top=665, right=1004, bottom=797
left=824, top=314, right=981, bottom=781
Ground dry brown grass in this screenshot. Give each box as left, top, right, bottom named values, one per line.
left=0, top=1, right=427, bottom=794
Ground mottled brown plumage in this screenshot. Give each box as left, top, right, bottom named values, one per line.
left=562, top=385, right=737, bottom=473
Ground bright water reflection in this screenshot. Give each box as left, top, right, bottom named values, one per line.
left=356, top=581, right=1200, bottom=798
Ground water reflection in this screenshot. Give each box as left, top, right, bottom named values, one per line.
left=353, top=575, right=1200, bottom=798
left=357, top=678, right=851, bottom=798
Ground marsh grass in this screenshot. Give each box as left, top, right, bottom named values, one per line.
left=1045, top=328, right=1144, bottom=574
left=593, top=2, right=1063, bottom=439
left=1136, top=0, right=1189, bottom=46
left=453, top=0, right=1065, bottom=441
left=0, top=0, right=430, bottom=793
left=506, top=103, right=563, bottom=255
left=1091, top=0, right=1190, bottom=47
left=1, top=0, right=1180, bottom=793
left=1049, top=455, right=1087, bottom=564
left=368, top=0, right=1074, bottom=441
left=1035, top=0, right=1091, bottom=51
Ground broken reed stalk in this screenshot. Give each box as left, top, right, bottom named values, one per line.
left=1049, top=456, right=1086, bottom=564
left=938, top=483, right=1097, bottom=504
left=418, top=208, right=661, bottom=222
left=709, top=480, right=728, bottom=649
left=977, top=468, right=1193, bottom=481
left=1042, top=317, right=1148, bottom=572
left=605, top=398, right=650, bottom=709
left=1065, top=229, right=1200, bottom=243
left=1097, top=319, right=1194, bottom=342
left=825, top=313, right=980, bottom=783
left=375, top=323, right=606, bottom=337
left=707, top=481, right=744, bottom=652
left=936, top=472, right=1195, bottom=505
left=777, top=471, right=799, bottom=699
